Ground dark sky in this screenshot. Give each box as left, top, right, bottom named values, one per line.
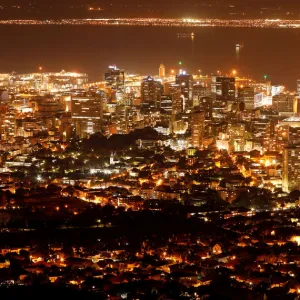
left=0, top=1, right=300, bottom=19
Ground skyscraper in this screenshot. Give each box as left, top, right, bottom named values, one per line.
left=170, top=84, right=183, bottom=115
left=198, top=97, right=213, bottom=119
left=71, top=94, right=103, bottom=138
left=160, top=95, right=172, bottom=114
left=283, top=145, right=300, bottom=192
left=272, top=94, right=296, bottom=113
left=141, top=76, right=163, bottom=109
left=159, top=64, right=166, bottom=78
left=238, top=86, right=255, bottom=110
left=176, top=71, right=193, bottom=107
left=211, top=76, right=236, bottom=115
left=105, top=65, right=125, bottom=89
left=105, top=66, right=125, bottom=102
left=211, top=76, right=236, bottom=101
left=191, top=110, right=205, bottom=148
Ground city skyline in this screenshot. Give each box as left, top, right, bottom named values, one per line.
left=1, top=1, right=300, bottom=299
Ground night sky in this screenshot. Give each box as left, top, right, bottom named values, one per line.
left=0, top=1, right=300, bottom=19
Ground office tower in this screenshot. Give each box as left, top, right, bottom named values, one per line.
left=227, top=123, right=246, bottom=151
left=105, top=65, right=125, bottom=90
left=275, top=117, right=300, bottom=150
left=283, top=145, right=300, bottom=192
left=238, top=86, right=255, bottom=110
left=59, top=114, right=73, bottom=142
left=211, top=76, right=236, bottom=116
left=105, top=66, right=125, bottom=102
left=141, top=76, right=163, bottom=109
left=115, top=105, right=129, bottom=134
left=211, top=76, right=236, bottom=101
left=272, top=94, right=296, bottom=113
left=198, top=97, right=213, bottom=119
left=176, top=71, right=193, bottom=107
left=160, top=95, right=172, bottom=114
left=193, top=84, right=211, bottom=107
left=159, top=64, right=166, bottom=78
left=263, top=120, right=276, bottom=151
left=191, top=110, right=205, bottom=148
left=170, top=84, right=183, bottom=115
left=71, top=95, right=103, bottom=138
left=0, top=111, right=15, bottom=141
left=36, top=97, right=64, bottom=129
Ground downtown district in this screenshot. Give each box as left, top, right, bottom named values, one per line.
left=0, top=65, right=299, bottom=299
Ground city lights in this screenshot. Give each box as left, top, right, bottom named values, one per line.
left=0, top=3, right=300, bottom=298
left=1, top=18, right=300, bottom=29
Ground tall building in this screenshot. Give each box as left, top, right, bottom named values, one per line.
left=191, top=110, right=205, bottom=148
left=211, top=76, right=236, bottom=101
left=275, top=124, right=300, bottom=151
left=59, top=113, right=73, bottom=142
left=227, top=123, right=246, bottom=151
left=160, top=95, right=172, bottom=114
left=115, top=105, right=129, bottom=134
left=105, top=65, right=125, bottom=99
left=283, top=145, right=300, bottom=192
left=170, top=84, right=183, bottom=115
left=198, top=97, right=213, bottom=119
left=272, top=93, right=296, bottom=113
left=211, top=76, right=236, bottom=116
left=238, top=86, right=255, bottom=110
left=176, top=72, right=193, bottom=107
left=0, top=111, right=15, bottom=141
left=159, top=64, right=166, bottom=78
left=193, top=84, right=211, bottom=107
left=141, top=76, right=163, bottom=109
left=71, top=95, right=103, bottom=138
left=36, top=97, right=64, bottom=129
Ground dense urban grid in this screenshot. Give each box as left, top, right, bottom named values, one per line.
left=0, top=65, right=300, bottom=299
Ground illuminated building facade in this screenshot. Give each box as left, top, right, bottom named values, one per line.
left=105, top=66, right=125, bottom=92
left=192, top=84, right=211, bottom=107
left=211, top=76, right=236, bottom=101
left=71, top=95, right=103, bottom=138
left=170, top=85, right=183, bottom=115
left=191, top=110, right=205, bottom=148
left=211, top=76, right=235, bottom=116
left=160, top=95, right=172, bottom=114
left=36, top=97, right=64, bottom=129
left=283, top=145, right=300, bottom=192
left=238, top=86, right=255, bottom=110
left=159, top=64, right=166, bottom=78
left=176, top=72, right=193, bottom=107
left=198, top=97, right=213, bottom=119
left=0, top=111, right=15, bottom=141
left=141, top=76, right=163, bottom=109
left=272, top=94, right=296, bottom=114
left=227, top=123, right=246, bottom=151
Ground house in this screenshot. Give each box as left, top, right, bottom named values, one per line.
left=212, top=243, right=223, bottom=255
